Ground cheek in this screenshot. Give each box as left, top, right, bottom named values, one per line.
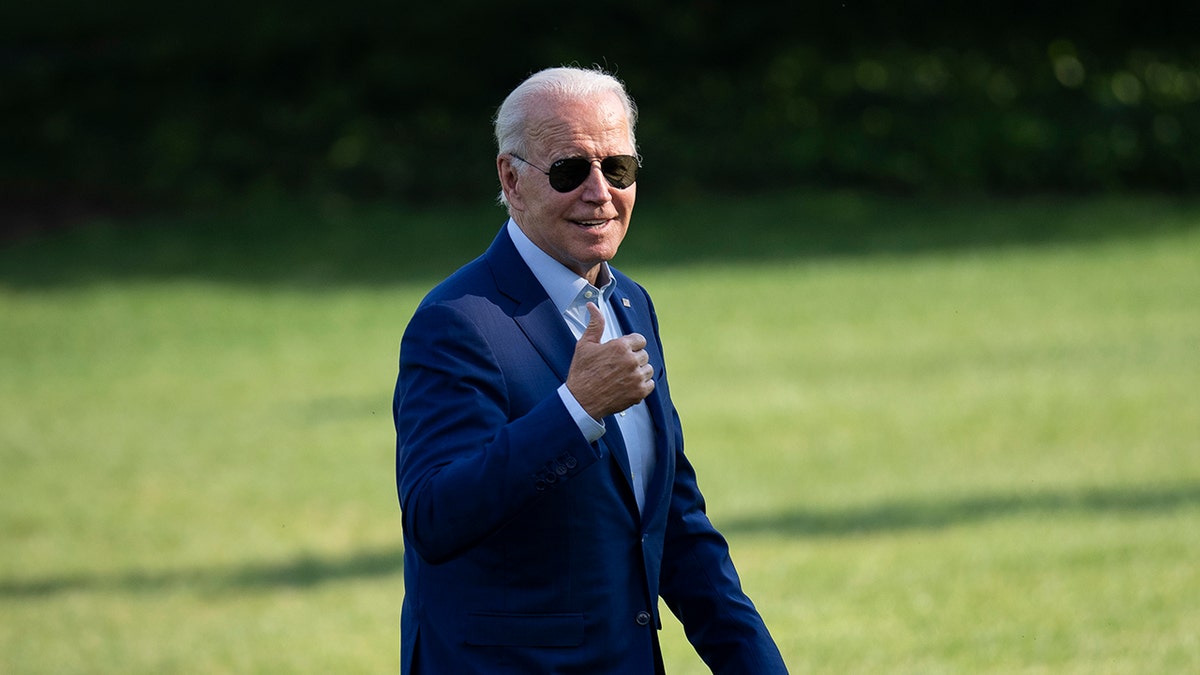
left=620, top=183, right=637, bottom=206
left=615, top=190, right=636, bottom=219
left=534, top=188, right=573, bottom=213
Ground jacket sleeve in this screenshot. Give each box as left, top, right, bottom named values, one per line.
left=394, top=300, right=600, bottom=564
left=657, top=434, right=790, bottom=673
left=623, top=281, right=788, bottom=672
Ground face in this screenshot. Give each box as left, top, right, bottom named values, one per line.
left=497, top=92, right=637, bottom=285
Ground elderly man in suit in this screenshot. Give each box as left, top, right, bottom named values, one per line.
left=394, top=65, right=788, bottom=674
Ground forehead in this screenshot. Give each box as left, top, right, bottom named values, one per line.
left=526, top=92, right=632, bottom=158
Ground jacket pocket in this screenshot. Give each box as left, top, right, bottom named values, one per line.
left=465, top=611, right=585, bottom=647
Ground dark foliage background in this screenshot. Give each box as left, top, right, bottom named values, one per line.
left=3, top=1, right=1198, bottom=219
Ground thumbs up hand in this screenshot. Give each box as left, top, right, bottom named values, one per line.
left=566, top=302, right=655, bottom=419
left=578, top=299, right=608, bottom=345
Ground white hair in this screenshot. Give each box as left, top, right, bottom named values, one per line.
left=494, top=66, right=639, bottom=209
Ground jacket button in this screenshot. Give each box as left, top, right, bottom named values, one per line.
left=635, top=611, right=651, bottom=626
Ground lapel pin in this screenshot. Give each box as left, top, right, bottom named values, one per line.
left=622, top=298, right=631, bottom=307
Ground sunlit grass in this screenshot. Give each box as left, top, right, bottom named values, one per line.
left=2, top=192, right=1199, bottom=672
left=644, top=228, right=1200, bottom=673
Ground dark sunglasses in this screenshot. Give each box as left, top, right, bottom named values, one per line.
left=511, top=154, right=640, bottom=193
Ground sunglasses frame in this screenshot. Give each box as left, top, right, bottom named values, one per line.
left=511, top=153, right=640, bottom=193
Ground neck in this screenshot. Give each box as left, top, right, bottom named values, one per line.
left=583, top=263, right=610, bottom=287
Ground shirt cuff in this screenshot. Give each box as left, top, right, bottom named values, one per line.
left=557, top=383, right=605, bottom=443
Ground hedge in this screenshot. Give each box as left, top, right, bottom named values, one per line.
left=2, top=2, right=1197, bottom=210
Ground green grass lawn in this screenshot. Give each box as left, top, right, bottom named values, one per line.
left=2, top=191, right=1198, bottom=673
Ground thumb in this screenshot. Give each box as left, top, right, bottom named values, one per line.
left=580, top=301, right=605, bottom=343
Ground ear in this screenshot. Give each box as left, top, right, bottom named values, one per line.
left=497, top=155, right=526, bottom=212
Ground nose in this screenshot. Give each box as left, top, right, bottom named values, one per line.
left=578, top=161, right=613, bottom=203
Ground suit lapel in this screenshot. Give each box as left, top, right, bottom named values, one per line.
left=488, top=228, right=576, bottom=381
left=599, top=414, right=639, bottom=517
left=610, top=280, right=672, bottom=525
left=513, top=298, right=575, bottom=382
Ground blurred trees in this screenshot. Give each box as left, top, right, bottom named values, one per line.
left=2, top=1, right=1197, bottom=211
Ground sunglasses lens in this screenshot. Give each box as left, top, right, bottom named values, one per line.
left=546, top=156, right=639, bottom=192
left=601, top=155, right=639, bottom=189
left=547, top=159, right=592, bottom=192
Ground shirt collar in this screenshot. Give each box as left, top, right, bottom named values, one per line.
left=507, top=219, right=615, bottom=315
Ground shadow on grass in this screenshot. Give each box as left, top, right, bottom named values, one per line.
left=6, top=482, right=1198, bottom=599
left=0, top=543, right=402, bottom=599
left=721, top=481, right=1200, bottom=538
left=1, top=190, right=1198, bottom=288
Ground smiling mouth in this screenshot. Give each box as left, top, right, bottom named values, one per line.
left=571, top=218, right=611, bottom=228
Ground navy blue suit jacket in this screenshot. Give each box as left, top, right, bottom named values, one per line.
left=394, top=226, right=787, bottom=674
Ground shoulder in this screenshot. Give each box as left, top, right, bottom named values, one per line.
left=416, top=224, right=539, bottom=311
left=418, top=253, right=492, bottom=308
left=413, top=225, right=512, bottom=309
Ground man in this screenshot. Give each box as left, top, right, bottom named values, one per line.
left=394, top=66, right=788, bottom=674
